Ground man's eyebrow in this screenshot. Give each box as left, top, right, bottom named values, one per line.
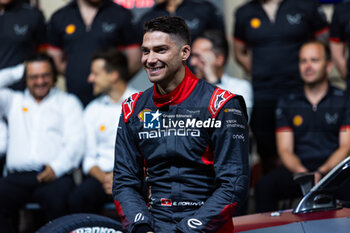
left=141, top=44, right=169, bottom=49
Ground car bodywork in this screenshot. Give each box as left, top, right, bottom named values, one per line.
left=233, top=156, right=350, bottom=233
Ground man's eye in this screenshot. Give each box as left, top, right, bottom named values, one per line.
left=157, top=48, right=167, bottom=53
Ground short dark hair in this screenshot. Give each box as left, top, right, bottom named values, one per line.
left=24, top=53, right=58, bottom=83
left=301, top=40, right=331, bottom=61
left=143, top=16, right=191, bottom=46
left=91, top=48, right=130, bottom=82
left=198, top=30, right=229, bottom=65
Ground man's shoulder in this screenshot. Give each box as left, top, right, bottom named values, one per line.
left=16, top=3, right=40, bottom=13
left=221, top=75, right=251, bottom=89
left=205, top=83, right=241, bottom=118
left=84, top=95, right=107, bottom=111
left=285, top=0, right=319, bottom=11
left=103, top=1, right=132, bottom=15
left=235, top=1, right=256, bottom=15
left=50, top=2, right=76, bottom=20
left=185, top=0, right=218, bottom=9
left=10, top=3, right=44, bottom=20
left=329, top=86, right=346, bottom=100
left=121, top=88, right=152, bottom=123
left=278, top=88, right=305, bottom=107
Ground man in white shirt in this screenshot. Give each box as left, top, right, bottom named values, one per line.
left=68, top=48, right=138, bottom=213
left=0, top=53, right=85, bottom=233
left=190, top=29, right=253, bottom=121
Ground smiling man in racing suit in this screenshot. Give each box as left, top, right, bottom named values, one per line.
left=112, top=16, right=249, bottom=233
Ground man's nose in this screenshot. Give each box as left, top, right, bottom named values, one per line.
left=146, top=51, right=157, bottom=64
left=87, top=74, right=94, bottom=83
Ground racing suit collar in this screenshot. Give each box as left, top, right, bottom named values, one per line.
left=152, top=66, right=199, bottom=108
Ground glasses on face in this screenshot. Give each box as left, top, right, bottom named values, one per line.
left=27, top=72, right=53, bottom=81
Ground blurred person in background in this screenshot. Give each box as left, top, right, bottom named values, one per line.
left=255, top=41, right=350, bottom=213
left=47, top=0, right=141, bottom=106
left=330, top=0, right=350, bottom=91
left=136, top=0, right=225, bottom=45
left=0, top=0, right=46, bottom=90
left=68, top=48, right=138, bottom=213
left=0, top=53, right=85, bottom=233
left=233, top=0, right=329, bottom=174
left=190, top=29, right=253, bottom=121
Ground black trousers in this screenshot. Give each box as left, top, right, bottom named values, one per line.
left=0, top=172, right=74, bottom=233
left=68, top=175, right=112, bottom=213
left=250, top=99, right=279, bottom=174
left=254, top=166, right=302, bottom=213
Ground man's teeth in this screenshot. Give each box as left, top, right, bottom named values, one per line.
left=150, top=67, right=162, bottom=71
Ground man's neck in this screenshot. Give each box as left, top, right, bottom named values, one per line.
left=77, top=0, right=99, bottom=30
left=304, top=79, right=328, bottom=106
left=262, top=0, right=283, bottom=23
left=108, top=81, right=127, bottom=103
left=156, top=65, right=186, bottom=95
left=166, top=0, right=183, bottom=14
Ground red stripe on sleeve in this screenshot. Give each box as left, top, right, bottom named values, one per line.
left=329, top=37, right=342, bottom=43
left=314, top=26, right=329, bottom=36
left=276, top=126, right=292, bottom=133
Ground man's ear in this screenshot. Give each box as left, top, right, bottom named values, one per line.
left=109, top=70, right=120, bottom=82
left=181, top=45, right=191, bottom=62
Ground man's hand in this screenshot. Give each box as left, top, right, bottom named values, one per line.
left=200, top=50, right=219, bottom=84
left=102, top=172, right=113, bottom=195
left=37, top=165, right=56, bottom=183
left=193, top=50, right=219, bottom=84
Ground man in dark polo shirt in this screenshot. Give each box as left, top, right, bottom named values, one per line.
left=0, top=0, right=46, bottom=88
left=330, top=0, right=350, bottom=90
left=136, top=0, right=225, bottom=44
left=47, top=0, right=140, bottom=106
left=254, top=41, right=350, bottom=213
left=233, top=0, right=329, bottom=174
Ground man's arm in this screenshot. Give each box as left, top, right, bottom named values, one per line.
left=330, top=41, right=347, bottom=79
left=47, top=47, right=67, bottom=75
left=276, top=130, right=308, bottom=174
left=0, top=118, right=7, bottom=156
left=47, top=11, right=67, bottom=75
left=0, top=64, right=24, bottom=88
left=177, top=94, right=250, bottom=232
left=113, top=99, right=154, bottom=233
left=233, top=39, right=251, bottom=74
left=122, top=45, right=142, bottom=77
left=317, top=128, right=350, bottom=178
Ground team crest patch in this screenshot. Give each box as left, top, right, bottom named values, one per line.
left=250, top=18, right=261, bottom=29
left=138, top=109, right=152, bottom=122
left=209, top=88, right=235, bottom=118
left=293, top=115, right=303, bottom=127
left=65, top=24, right=76, bottom=35
left=122, top=92, right=142, bottom=123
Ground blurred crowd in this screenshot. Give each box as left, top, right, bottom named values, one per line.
left=0, top=0, right=350, bottom=232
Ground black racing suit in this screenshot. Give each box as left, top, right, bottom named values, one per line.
left=113, top=67, right=249, bottom=233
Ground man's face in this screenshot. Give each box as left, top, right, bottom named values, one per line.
left=26, top=61, right=55, bottom=101
left=299, top=43, right=330, bottom=85
left=141, top=31, right=185, bottom=85
left=88, top=59, right=113, bottom=96
left=0, top=0, right=12, bottom=6
left=190, top=38, right=214, bottom=78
